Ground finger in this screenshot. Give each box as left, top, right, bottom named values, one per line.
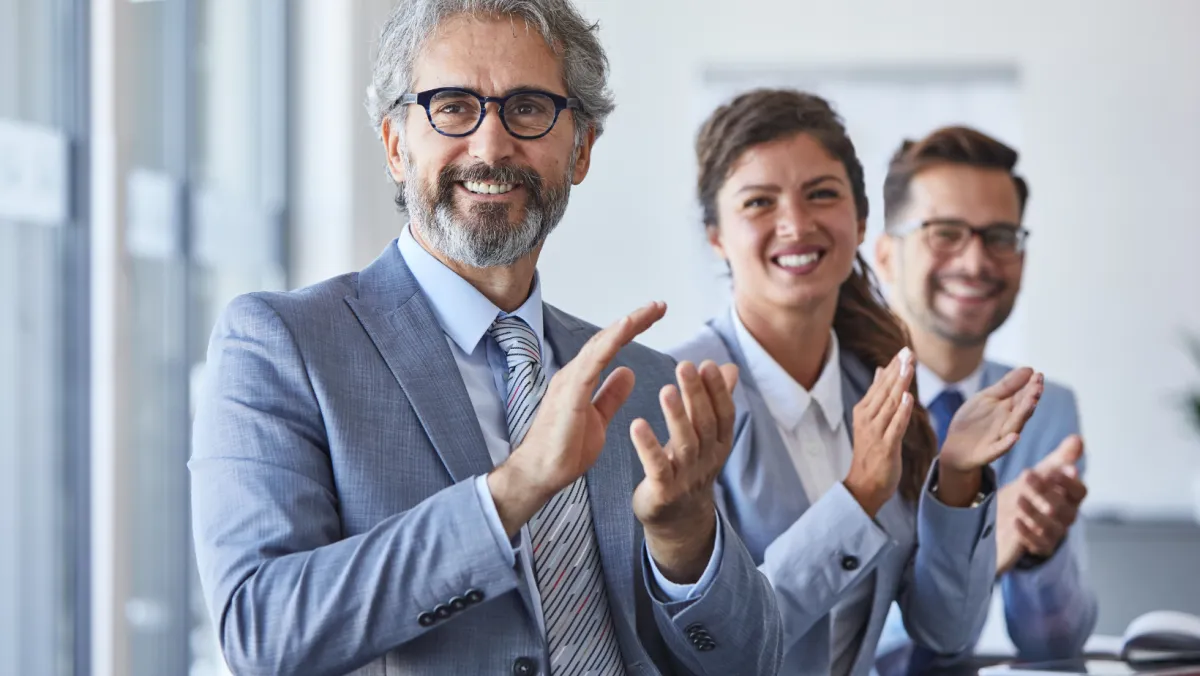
left=864, top=349, right=906, bottom=419
left=980, top=366, right=1035, bottom=401
left=861, top=352, right=899, bottom=415
left=1037, top=434, right=1084, bottom=472
left=677, top=361, right=719, bottom=451
left=572, top=302, right=666, bottom=385
left=996, top=373, right=1045, bottom=438
left=630, top=418, right=671, bottom=480
left=1022, top=473, right=1074, bottom=522
left=1043, top=467, right=1089, bottom=504
left=978, top=432, right=1021, bottom=465
left=718, top=363, right=739, bottom=392
left=1014, top=513, right=1059, bottom=555
left=592, top=366, right=636, bottom=425
left=1017, top=490, right=1068, bottom=537
left=703, top=362, right=738, bottom=447
left=883, top=391, right=914, bottom=449
left=660, top=384, right=699, bottom=465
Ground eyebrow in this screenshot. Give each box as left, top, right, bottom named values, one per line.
left=436, top=84, right=565, bottom=97
left=734, top=174, right=845, bottom=194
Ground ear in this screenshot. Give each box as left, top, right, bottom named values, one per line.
left=706, top=224, right=727, bottom=261
left=875, top=232, right=897, bottom=285
left=857, top=217, right=867, bottom=246
left=382, top=116, right=406, bottom=184
left=571, top=125, right=597, bottom=185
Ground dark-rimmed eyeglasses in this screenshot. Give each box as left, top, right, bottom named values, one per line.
left=898, top=218, right=1030, bottom=260
left=393, top=87, right=581, bottom=140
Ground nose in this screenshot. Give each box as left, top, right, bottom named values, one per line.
left=775, top=200, right=816, bottom=239
left=467, top=102, right=516, bottom=165
left=954, top=232, right=995, bottom=277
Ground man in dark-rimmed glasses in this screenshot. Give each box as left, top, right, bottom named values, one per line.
left=873, top=126, right=1097, bottom=670
left=189, top=1, right=782, bottom=675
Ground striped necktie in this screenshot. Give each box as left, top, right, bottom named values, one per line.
left=489, top=316, right=624, bottom=676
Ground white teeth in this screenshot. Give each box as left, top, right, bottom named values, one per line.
left=775, top=252, right=821, bottom=268
left=941, top=281, right=992, bottom=298
left=463, top=181, right=516, bottom=195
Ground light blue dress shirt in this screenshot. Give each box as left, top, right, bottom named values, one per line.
left=396, top=226, right=722, bottom=636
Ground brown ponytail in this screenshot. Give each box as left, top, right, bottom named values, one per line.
left=833, top=253, right=936, bottom=502
left=696, top=88, right=936, bottom=503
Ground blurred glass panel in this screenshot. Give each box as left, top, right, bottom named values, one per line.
left=112, top=2, right=289, bottom=675
left=122, top=0, right=191, bottom=673
left=0, top=0, right=77, bottom=674
left=188, top=3, right=288, bottom=669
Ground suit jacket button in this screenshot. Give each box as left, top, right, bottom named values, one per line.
left=434, top=604, right=452, bottom=620
left=450, top=596, right=468, bottom=612
left=698, top=639, right=717, bottom=651
left=417, top=612, right=436, bottom=627
left=512, top=656, right=537, bottom=675
left=841, top=555, right=860, bottom=571
left=465, top=589, right=485, bottom=604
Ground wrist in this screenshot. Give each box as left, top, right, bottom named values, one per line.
left=843, top=474, right=888, bottom=518
left=644, top=507, right=717, bottom=584
left=935, top=463, right=984, bottom=508
left=487, top=461, right=552, bottom=539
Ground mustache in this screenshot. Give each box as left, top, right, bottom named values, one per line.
left=436, top=162, right=546, bottom=204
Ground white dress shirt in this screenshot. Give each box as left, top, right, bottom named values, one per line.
left=730, top=309, right=876, bottom=675
left=396, top=227, right=721, bottom=637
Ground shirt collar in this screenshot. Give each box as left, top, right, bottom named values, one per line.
left=916, top=360, right=985, bottom=407
left=397, top=225, right=545, bottom=356
left=730, top=308, right=844, bottom=432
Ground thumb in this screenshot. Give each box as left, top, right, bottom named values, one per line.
left=980, top=366, right=1034, bottom=401
left=1039, top=434, right=1084, bottom=471
left=592, top=367, right=636, bottom=425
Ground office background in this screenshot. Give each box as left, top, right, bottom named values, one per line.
left=1, top=0, right=1198, bottom=674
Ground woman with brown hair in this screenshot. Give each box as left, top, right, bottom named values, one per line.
left=670, top=89, right=1046, bottom=674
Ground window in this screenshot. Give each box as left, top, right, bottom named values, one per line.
left=0, top=0, right=89, bottom=674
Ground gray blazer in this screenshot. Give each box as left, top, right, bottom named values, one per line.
left=671, top=312, right=998, bottom=676
left=189, top=243, right=783, bottom=676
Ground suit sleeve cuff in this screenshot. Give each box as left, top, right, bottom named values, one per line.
left=474, top=474, right=517, bottom=567
left=645, top=508, right=725, bottom=602
left=1006, top=534, right=1078, bottom=610
left=919, top=460, right=998, bottom=557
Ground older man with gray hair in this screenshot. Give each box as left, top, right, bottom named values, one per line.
left=189, top=1, right=783, bottom=675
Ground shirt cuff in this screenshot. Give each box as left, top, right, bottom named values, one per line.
left=474, top=474, right=517, bottom=567
left=644, top=509, right=725, bottom=602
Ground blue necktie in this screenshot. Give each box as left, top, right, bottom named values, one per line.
left=906, top=388, right=966, bottom=673
left=927, top=389, right=965, bottom=451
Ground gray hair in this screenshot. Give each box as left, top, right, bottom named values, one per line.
left=365, top=0, right=615, bottom=151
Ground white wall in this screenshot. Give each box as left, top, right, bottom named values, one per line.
left=299, top=0, right=1200, bottom=517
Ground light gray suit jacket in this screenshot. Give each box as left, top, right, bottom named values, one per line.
left=189, top=243, right=783, bottom=676
left=671, top=313, right=998, bottom=676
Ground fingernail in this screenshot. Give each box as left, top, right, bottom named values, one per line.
left=874, top=367, right=882, bottom=383
left=902, top=392, right=911, bottom=406
left=898, top=347, right=912, bottom=376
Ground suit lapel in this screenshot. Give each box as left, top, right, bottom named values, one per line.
left=345, top=242, right=494, bottom=484
left=543, top=306, right=641, bottom=653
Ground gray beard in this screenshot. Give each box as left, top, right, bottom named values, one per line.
left=401, top=151, right=574, bottom=268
